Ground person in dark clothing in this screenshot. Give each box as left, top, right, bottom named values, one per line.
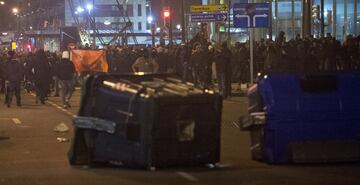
left=28, top=49, right=52, bottom=104
left=190, top=44, right=207, bottom=87
left=55, top=51, right=76, bottom=109
left=4, top=51, right=22, bottom=107
left=0, top=55, right=4, bottom=94
left=214, top=42, right=232, bottom=99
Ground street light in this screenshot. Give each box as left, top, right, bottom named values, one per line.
left=77, top=6, right=85, bottom=13
left=12, top=8, right=19, bottom=15
left=86, top=3, right=93, bottom=13
left=104, top=20, right=111, bottom=25
left=147, top=16, right=153, bottom=24
left=0, top=1, right=5, bottom=5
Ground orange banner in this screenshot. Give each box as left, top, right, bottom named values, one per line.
left=71, top=50, right=108, bottom=72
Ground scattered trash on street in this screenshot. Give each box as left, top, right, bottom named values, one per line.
left=54, top=123, right=70, bottom=133
left=56, top=137, right=70, bottom=142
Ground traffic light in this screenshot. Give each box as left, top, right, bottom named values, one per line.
left=163, top=9, right=170, bottom=19
left=27, top=44, right=32, bottom=51
left=312, top=5, right=320, bottom=20
left=161, top=7, right=173, bottom=44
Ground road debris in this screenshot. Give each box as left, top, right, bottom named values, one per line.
left=54, top=123, right=70, bottom=133
left=56, top=137, right=70, bottom=142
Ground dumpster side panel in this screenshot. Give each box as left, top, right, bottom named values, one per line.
left=70, top=74, right=222, bottom=168
left=150, top=96, right=221, bottom=167
left=258, top=73, right=360, bottom=163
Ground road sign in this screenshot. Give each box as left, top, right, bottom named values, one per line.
left=191, top=4, right=228, bottom=13
left=11, top=41, right=17, bottom=50
left=191, top=13, right=228, bottom=22
left=233, top=3, right=270, bottom=28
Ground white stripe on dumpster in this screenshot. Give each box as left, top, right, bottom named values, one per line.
left=12, top=118, right=21, bottom=124
left=176, top=172, right=198, bottom=182
left=232, top=121, right=240, bottom=129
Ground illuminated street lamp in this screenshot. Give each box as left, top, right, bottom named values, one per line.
left=12, top=8, right=19, bottom=15
left=104, top=20, right=111, bottom=25
left=147, top=16, right=153, bottom=24
left=86, top=3, right=93, bottom=14
left=77, top=6, right=85, bottom=13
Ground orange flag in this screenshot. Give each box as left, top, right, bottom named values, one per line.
left=71, top=50, right=108, bottom=72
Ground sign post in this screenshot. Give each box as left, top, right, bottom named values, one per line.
left=190, top=4, right=228, bottom=13
left=233, top=3, right=270, bottom=84
left=250, top=29, right=254, bottom=85
left=190, top=13, right=228, bottom=22
left=233, top=3, right=270, bottom=28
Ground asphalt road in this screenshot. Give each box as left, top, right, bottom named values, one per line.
left=0, top=89, right=360, bottom=185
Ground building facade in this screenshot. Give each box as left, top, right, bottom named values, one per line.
left=216, top=0, right=360, bottom=42
left=65, top=0, right=152, bottom=46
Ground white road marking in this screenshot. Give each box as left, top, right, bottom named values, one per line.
left=216, top=163, right=233, bottom=168
left=12, top=118, right=21, bottom=125
left=176, top=172, right=199, bottom=182
left=29, top=93, right=76, bottom=117
left=19, top=125, right=32, bottom=128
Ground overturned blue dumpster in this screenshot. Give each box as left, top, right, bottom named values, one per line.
left=241, top=73, right=360, bottom=163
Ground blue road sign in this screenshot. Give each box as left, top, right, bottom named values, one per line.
left=191, top=13, right=228, bottom=22
left=233, top=3, right=270, bottom=28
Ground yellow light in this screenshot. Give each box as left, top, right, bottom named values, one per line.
left=11, top=42, right=17, bottom=50
left=135, top=72, right=145, bottom=76
left=12, top=8, right=19, bottom=15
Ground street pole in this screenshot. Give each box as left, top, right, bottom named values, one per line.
left=355, top=0, right=358, bottom=35
left=169, top=6, right=173, bottom=44
left=250, top=29, right=254, bottom=84
left=181, top=0, right=186, bottom=43
left=344, top=0, right=348, bottom=39
left=302, top=0, right=311, bottom=37
left=269, top=0, right=272, bottom=40
left=92, top=0, right=96, bottom=49
left=151, top=23, right=156, bottom=46
left=292, top=0, right=295, bottom=39
left=320, top=0, right=324, bottom=37
left=227, top=0, right=231, bottom=42
left=333, top=0, right=336, bottom=37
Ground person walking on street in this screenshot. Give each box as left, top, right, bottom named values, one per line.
left=4, top=51, right=22, bottom=107
left=28, top=49, right=52, bottom=104
left=55, top=51, right=76, bottom=109
left=214, top=42, right=232, bottom=99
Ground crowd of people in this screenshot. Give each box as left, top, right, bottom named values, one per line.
left=1, top=32, right=360, bottom=107
left=0, top=49, right=75, bottom=108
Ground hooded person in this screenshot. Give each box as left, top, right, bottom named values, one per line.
left=28, top=49, right=52, bottom=104
left=55, top=51, right=76, bottom=109
left=4, top=50, right=23, bottom=107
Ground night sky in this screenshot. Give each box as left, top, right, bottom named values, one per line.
left=0, top=0, right=17, bottom=31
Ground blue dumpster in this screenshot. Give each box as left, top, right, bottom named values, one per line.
left=241, top=73, right=360, bottom=163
